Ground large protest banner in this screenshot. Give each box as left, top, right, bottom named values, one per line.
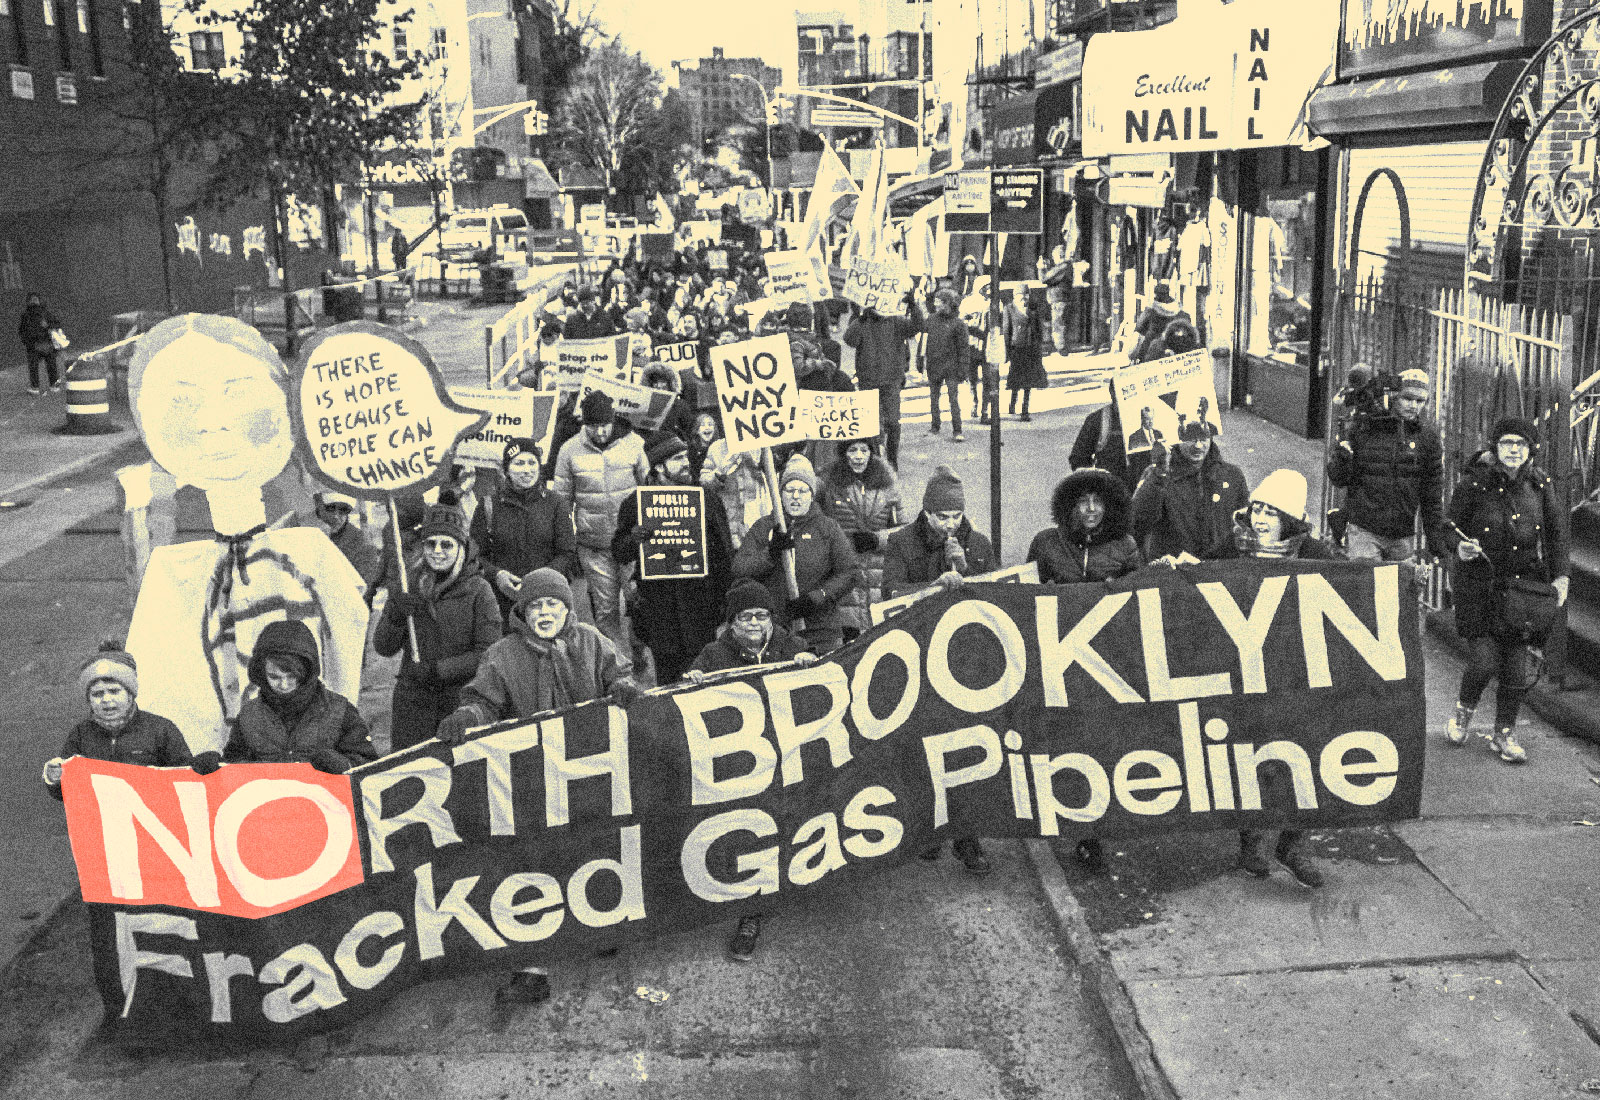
left=545, top=335, right=632, bottom=393
left=66, top=562, right=1422, bottom=1043
left=801, top=389, right=879, bottom=442
left=1112, top=348, right=1222, bottom=455
left=446, top=388, right=557, bottom=468
left=763, top=250, right=814, bottom=304
left=711, top=333, right=801, bottom=454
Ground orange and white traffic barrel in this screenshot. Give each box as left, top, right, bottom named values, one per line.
left=58, top=355, right=121, bottom=435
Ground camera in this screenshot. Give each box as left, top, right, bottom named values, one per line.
left=1335, top=362, right=1399, bottom=422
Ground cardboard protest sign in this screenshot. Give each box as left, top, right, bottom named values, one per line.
left=578, top=372, right=676, bottom=433
left=1113, top=348, right=1221, bottom=456
left=635, top=485, right=707, bottom=580
left=653, top=340, right=700, bottom=370
left=70, top=562, right=1425, bottom=1043
left=801, top=388, right=880, bottom=442
left=763, top=249, right=814, bottom=304
left=447, top=387, right=557, bottom=469
left=739, top=188, right=771, bottom=222
left=707, top=248, right=730, bottom=274
left=677, top=220, right=721, bottom=247
left=293, top=322, right=487, bottom=500
left=842, top=257, right=913, bottom=315
left=710, top=333, right=800, bottom=454
left=870, top=562, right=1039, bottom=626
left=547, top=334, right=631, bottom=393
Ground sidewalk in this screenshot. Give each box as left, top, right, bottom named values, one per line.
left=0, top=360, right=144, bottom=502
left=1024, top=407, right=1600, bottom=1100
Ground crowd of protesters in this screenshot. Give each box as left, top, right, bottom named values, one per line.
left=41, top=214, right=1571, bottom=1013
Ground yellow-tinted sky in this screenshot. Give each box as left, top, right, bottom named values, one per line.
left=583, top=0, right=797, bottom=81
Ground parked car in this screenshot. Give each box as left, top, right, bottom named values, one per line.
left=440, top=205, right=528, bottom=260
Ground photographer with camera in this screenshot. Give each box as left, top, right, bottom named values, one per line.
left=1326, top=366, right=1445, bottom=562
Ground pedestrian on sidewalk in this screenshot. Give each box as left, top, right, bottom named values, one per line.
left=924, top=287, right=971, bottom=441
left=843, top=295, right=924, bottom=469
left=1442, top=418, right=1570, bottom=764
left=374, top=504, right=501, bottom=751
left=17, top=291, right=64, bottom=394
left=1004, top=287, right=1050, bottom=422
left=821, top=438, right=902, bottom=643
left=1131, top=421, right=1250, bottom=563
left=684, top=580, right=820, bottom=963
left=1228, top=470, right=1337, bottom=887
left=472, top=439, right=578, bottom=625
left=435, top=567, right=640, bottom=1005
left=1326, top=367, right=1446, bottom=562
left=1129, top=283, right=1179, bottom=363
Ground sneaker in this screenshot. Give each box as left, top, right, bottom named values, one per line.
left=952, top=837, right=991, bottom=876
left=50, top=381, right=63, bottom=392
left=1492, top=728, right=1528, bottom=764
left=1445, top=704, right=1472, bottom=745
left=495, top=970, right=550, bottom=1005
left=952, top=431, right=965, bottom=442
left=728, top=915, right=761, bottom=961
left=27, top=387, right=42, bottom=397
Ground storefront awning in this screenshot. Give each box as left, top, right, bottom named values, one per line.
left=524, top=159, right=559, bottom=198
left=1305, top=61, right=1521, bottom=138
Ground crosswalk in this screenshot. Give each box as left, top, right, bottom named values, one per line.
left=895, top=349, right=1123, bottom=425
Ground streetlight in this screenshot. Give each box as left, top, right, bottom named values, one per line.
left=730, top=72, right=775, bottom=194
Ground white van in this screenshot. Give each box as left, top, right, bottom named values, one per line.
left=440, top=206, right=528, bottom=259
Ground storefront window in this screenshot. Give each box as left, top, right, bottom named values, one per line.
left=1243, top=186, right=1317, bottom=363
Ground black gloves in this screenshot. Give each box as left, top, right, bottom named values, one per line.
left=436, top=709, right=477, bottom=746
left=191, top=751, right=222, bottom=775
left=310, top=748, right=350, bottom=774
left=861, top=307, right=881, bottom=322
left=850, top=530, right=878, bottom=553
left=609, top=679, right=643, bottom=708
left=768, top=525, right=795, bottom=555
left=389, top=589, right=427, bottom=617
left=412, top=659, right=440, bottom=686
left=790, top=590, right=827, bottom=618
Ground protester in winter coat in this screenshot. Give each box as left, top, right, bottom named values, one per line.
left=1130, top=284, right=1179, bottom=361
left=314, top=491, right=379, bottom=590
left=374, top=504, right=502, bottom=750
left=611, top=435, right=735, bottom=683
left=788, top=302, right=841, bottom=365
left=562, top=285, right=618, bottom=339
left=701, top=435, right=770, bottom=549
left=1027, top=468, right=1142, bottom=585
left=732, top=455, right=860, bottom=655
left=882, top=465, right=997, bottom=598
left=1326, top=368, right=1446, bottom=561
left=639, top=359, right=697, bottom=444
left=17, top=291, right=63, bottom=394
left=1138, top=314, right=1198, bottom=363
left=1228, top=470, right=1337, bottom=888
left=1004, top=289, right=1050, bottom=421
left=1441, top=418, right=1571, bottom=765
left=42, top=642, right=193, bottom=801
left=472, top=438, right=578, bottom=623
left=553, top=389, right=650, bottom=657
left=924, top=288, right=972, bottom=440
left=1131, top=423, right=1250, bottom=562
left=842, top=298, right=925, bottom=469
left=196, top=619, right=377, bottom=773
left=1070, top=382, right=1160, bottom=495
left=434, top=567, right=639, bottom=1006
left=820, top=439, right=901, bottom=639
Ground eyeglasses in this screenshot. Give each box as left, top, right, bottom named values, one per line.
left=1496, top=438, right=1529, bottom=449
left=733, top=610, right=772, bottom=625
left=423, top=537, right=458, bottom=552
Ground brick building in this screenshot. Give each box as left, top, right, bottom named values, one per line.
left=677, top=47, right=782, bottom=149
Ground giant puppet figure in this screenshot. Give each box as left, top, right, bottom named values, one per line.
left=124, top=314, right=368, bottom=753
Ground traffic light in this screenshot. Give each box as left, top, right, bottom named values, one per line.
left=765, top=97, right=780, bottom=126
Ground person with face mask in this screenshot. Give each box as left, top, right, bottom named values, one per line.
left=821, top=438, right=902, bottom=641
left=472, top=439, right=578, bottom=625
left=435, top=567, right=639, bottom=1005
left=1228, top=470, right=1337, bottom=888
left=1441, top=418, right=1570, bottom=764
left=374, top=504, right=502, bottom=751
left=882, top=465, right=996, bottom=598
left=1327, top=368, right=1446, bottom=563
left=553, top=390, right=650, bottom=658
left=193, top=619, right=377, bottom=774
left=313, top=492, right=380, bottom=590
left=731, top=455, right=860, bottom=656
left=1027, top=468, right=1142, bottom=585
left=1131, top=421, right=1250, bottom=563
left=42, top=642, right=193, bottom=801
left=611, top=435, right=735, bottom=683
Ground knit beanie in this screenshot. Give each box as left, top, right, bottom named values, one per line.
left=516, top=566, right=573, bottom=610
left=724, top=579, right=777, bottom=622
left=781, top=454, right=818, bottom=495
left=1490, top=416, right=1538, bottom=448
left=417, top=503, right=469, bottom=543
left=1397, top=369, right=1430, bottom=400
left=79, top=640, right=138, bottom=699
left=646, top=434, right=689, bottom=468
left=786, top=301, right=814, bottom=328
left=501, top=437, right=542, bottom=472
left=1250, top=469, right=1309, bottom=523
left=922, top=464, right=965, bottom=513
left=1179, top=420, right=1211, bottom=442
left=580, top=389, right=615, bottom=425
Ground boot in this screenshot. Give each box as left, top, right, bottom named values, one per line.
left=952, top=837, right=992, bottom=875
left=1275, top=832, right=1324, bottom=888
left=1238, top=830, right=1272, bottom=877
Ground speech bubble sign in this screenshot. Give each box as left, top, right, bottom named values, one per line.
left=293, top=321, right=488, bottom=500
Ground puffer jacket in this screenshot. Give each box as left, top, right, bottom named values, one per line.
left=1443, top=450, right=1571, bottom=639
left=456, top=613, right=633, bottom=723
left=1027, top=468, right=1142, bottom=584
left=732, top=502, right=860, bottom=635
left=224, top=620, right=376, bottom=768
left=553, top=426, right=650, bottom=549
left=48, top=709, right=191, bottom=801
left=691, top=623, right=812, bottom=673
left=471, top=482, right=577, bottom=613
left=1326, top=411, right=1446, bottom=550
left=373, top=554, right=501, bottom=687
left=820, top=454, right=901, bottom=629
left=639, top=360, right=696, bottom=442
left=882, top=513, right=997, bottom=596
left=1130, top=442, right=1249, bottom=561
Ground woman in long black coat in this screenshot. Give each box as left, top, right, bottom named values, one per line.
left=1004, top=289, right=1050, bottom=422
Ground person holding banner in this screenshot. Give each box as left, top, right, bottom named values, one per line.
left=843, top=295, right=924, bottom=470
left=471, top=439, right=579, bottom=625
left=732, top=456, right=859, bottom=656
left=821, top=439, right=902, bottom=642
left=373, top=504, right=502, bottom=751
left=1026, top=469, right=1142, bottom=586
left=882, top=466, right=996, bottom=600
left=612, top=435, right=734, bottom=684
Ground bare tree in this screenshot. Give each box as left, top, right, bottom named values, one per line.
left=550, top=40, right=671, bottom=204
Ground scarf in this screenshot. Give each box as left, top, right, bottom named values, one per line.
left=213, top=523, right=269, bottom=587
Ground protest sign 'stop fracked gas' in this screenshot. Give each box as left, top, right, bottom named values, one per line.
left=293, top=322, right=489, bottom=500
